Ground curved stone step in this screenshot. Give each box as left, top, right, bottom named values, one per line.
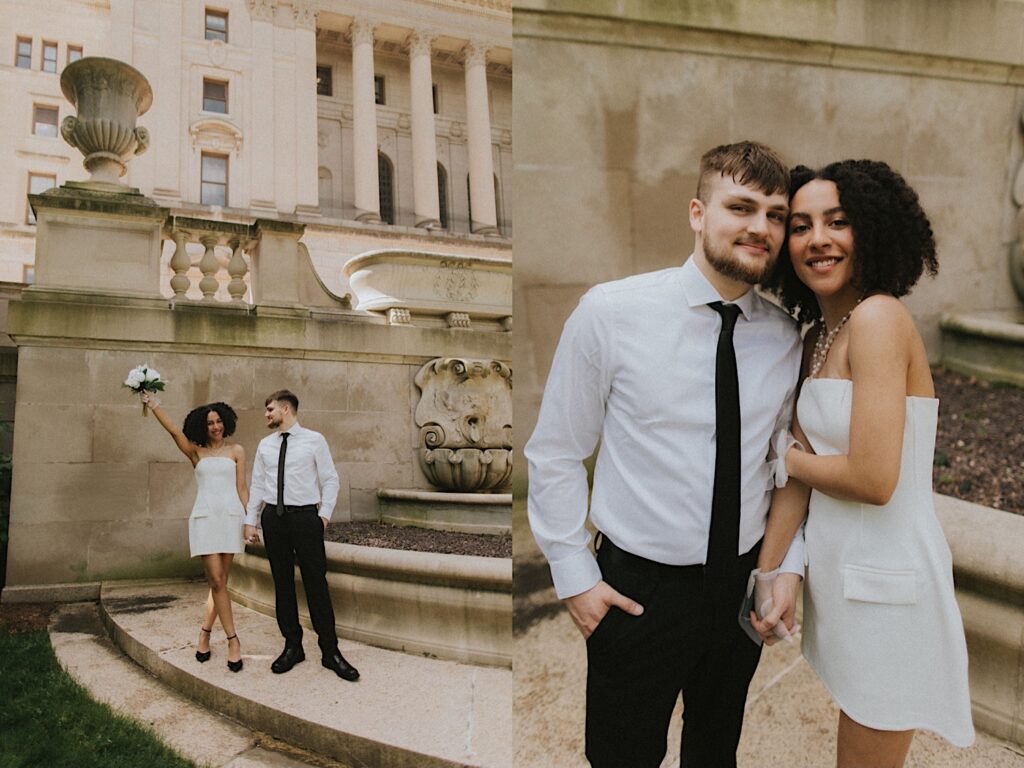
left=99, top=579, right=511, bottom=768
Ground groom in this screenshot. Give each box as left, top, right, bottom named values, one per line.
left=526, top=141, right=803, bottom=767
left=244, top=389, right=359, bottom=681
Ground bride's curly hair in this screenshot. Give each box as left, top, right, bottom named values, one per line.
left=183, top=402, right=238, bottom=446
left=766, top=160, right=938, bottom=324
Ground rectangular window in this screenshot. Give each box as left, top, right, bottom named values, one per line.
left=42, top=41, right=57, bottom=73
left=201, top=153, right=228, bottom=206
left=205, top=9, right=227, bottom=42
left=33, top=105, right=59, bottom=137
left=67, top=45, right=83, bottom=64
left=432, top=84, right=439, bottom=114
left=374, top=75, right=385, bottom=105
left=316, top=65, right=332, bottom=97
left=26, top=173, right=56, bottom=224
left=202, top=79, right=227, bottom=113
left=15, top=37, right=31, bottom=69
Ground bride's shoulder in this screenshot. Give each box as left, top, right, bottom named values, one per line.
left=849, top=294, right=912, bottom=330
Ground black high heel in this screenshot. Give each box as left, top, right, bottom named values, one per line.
left=195, top=627, right=212, bottom=663
left=226, top=634, right=243, bottom=672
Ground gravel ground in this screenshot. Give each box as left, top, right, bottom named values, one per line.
left=933, top=368, right=1024, bottom=515
left=324, top=521, right=511, bottom=558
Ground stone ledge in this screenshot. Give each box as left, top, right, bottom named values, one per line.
left=1, top=581, right=101, bottom=603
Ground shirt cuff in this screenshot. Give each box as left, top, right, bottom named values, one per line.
left=550, top=548, right=603, bottom=600
left=244, top=507, right=261, bottom=527
left=318, top=508, right=333, bottom=522
left=778, top=526, right=805, bottom=578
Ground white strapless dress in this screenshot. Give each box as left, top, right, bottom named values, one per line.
left=189, top=457, right=245, bottom=557
left=798, top=378, right=974, bottom=746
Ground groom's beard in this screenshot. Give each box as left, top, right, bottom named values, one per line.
left=704, top=236, right=775, bottom=285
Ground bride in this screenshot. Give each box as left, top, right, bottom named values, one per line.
left=753, top=160, right=974, bottom=766
left=143, top=393, right=251, bottom=673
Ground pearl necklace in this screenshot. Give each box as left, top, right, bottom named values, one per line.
left=809, top=301, right=861, bottom=379
left=207, top=442, right=227, bottom=457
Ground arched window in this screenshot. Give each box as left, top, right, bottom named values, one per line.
left=378, top=152, right=394, bottom=225
left=437, top=163, right=449, bottom=230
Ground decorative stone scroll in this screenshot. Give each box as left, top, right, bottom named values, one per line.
left=414, top=358, right=512, bottom=492
left=1011, top=109, right=1024, bottom=302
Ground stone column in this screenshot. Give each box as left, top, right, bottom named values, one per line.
left=463, top=42, right=498, bottom=234
left=248, top=0, right=277, bottom=210
left=408, top=31, right=440, bottom=229
left=293, top=1, right=320, bottom=215
left=351, top=18, right=381, bottom=223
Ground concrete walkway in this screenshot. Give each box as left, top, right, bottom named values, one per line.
left=50, top=579, right=510, bottom=768
left=514, top=556, right=1024, bottom=768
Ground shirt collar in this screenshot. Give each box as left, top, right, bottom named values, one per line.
left=280, top=422, right=301, bottom=438
left=679, top=255, right=756, bottom=320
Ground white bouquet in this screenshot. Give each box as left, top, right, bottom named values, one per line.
left=123, top=364, right=167, bottom=416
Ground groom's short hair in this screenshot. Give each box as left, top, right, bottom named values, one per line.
left=266, top=389, right=299, bottom=412
left=697, top=141, right=789, bottom=203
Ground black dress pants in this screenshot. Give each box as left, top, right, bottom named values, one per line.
left=261, top=506, right=338, bottom=656
left=585, top=536, right=762, bottom=768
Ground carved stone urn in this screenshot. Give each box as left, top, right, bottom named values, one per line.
left=414, top=358, right=512, bottom=492
left=59, top=57, right=153, bottom=189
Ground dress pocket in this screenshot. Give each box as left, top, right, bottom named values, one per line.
left=842, top=564, right=917, bottom=605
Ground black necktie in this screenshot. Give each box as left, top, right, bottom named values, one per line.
left=707, top=302, right=742, bottom=571
left=276, top=432, right=290, bottom=516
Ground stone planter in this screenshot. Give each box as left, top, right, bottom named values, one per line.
left=59, top=57, right=152, bottom=188
left=229, top=542, right=511, bottom=668
left=940, top=310, right=1024, bottom=387
left=341, top=250, right=512, bottom=322
left=934, top=494, right=1024, bottom=746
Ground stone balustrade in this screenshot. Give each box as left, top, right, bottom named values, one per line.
left=163, top=216, right=253, bottom=304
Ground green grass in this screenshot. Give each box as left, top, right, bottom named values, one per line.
left=0, top=629, right=197, bottom=768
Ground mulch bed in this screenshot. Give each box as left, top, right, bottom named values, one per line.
left=0, top=603, right=53, bottom=633
left=325, top=521, right=511, bottom=558
left=933, top=367, right=1024, bottom=515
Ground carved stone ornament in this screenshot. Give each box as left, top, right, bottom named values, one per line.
left=208, top=38, right=227, bottom=67
left=292, top=0, right=317, bottom=29
left=434, top=259, right=480, bottom=303
left=414, top=358, right=512, bottom=492
left=350, top=18, right=377, bottom=47
left=1012, top=109, right=1024, bottom=302
left=59, top=57, right=153, bottom=188
left=463, top=42, right=489, bottom=69
left=248, top=0, right=277, bottom=22
left=407, top=31, right=434, bottom=58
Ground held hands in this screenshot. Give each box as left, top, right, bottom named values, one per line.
left=750, top=570, right=802, bottom=646
left=243, top=524, right=260, bottom=545
left=563, top=580, right=644, bottom=639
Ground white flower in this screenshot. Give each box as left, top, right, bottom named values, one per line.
left=125, top=369, right=146, bottom=388
left=144, top=368, right=161, bottom=382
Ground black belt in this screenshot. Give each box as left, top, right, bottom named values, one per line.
left=596, top=533, right=705, bottom=579
left=272, top=504, right=319, bottom=513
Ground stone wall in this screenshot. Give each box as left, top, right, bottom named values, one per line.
left=3, top=289, right=509, bottom=587
left=514, top=0, right=1024, bottom=463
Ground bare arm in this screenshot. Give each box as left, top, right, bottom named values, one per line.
left=233, top=444, right=249, bottom=508
left=142, top=392, right=199, bottom=466
left=785, top=297, right=911, bottom=505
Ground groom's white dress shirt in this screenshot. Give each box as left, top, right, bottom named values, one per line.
left=245, top=423, right=340, bottom=525
left=525, top=257, right=804, bottom=599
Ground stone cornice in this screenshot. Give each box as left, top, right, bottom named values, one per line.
left=515, top=9, right=1024, bottom=87
left=247, top=0, right=277, bottom=23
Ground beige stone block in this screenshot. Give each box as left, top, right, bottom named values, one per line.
left=94, top=405, right=184, bottom=463
left=12, top=403, right=93, bottom=463
left=347, top=361, right=410, bottom=413
left=14, top=346, right=95, bottom=405
left=148, top=460, right=199, bottom=521
left=515, top=166, right=634, bottom=287
left=9, top=461, right=149, bottom=525
left=348, top=488, right=379, bottom=521
left=318, top=411, right=408, bottom=465
left=5, top=520, right=95, bottom=585
left=85, top=517, right=196, bottom=580
left=250, top=357, right=349, bottom=412
left=343, top=461, right=414, bottom=492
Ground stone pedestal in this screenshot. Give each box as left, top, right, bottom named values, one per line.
left=378, top=489, right=512, bottom=535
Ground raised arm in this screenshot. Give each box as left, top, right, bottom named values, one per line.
left=785, top=296, right=911, bottom=505
left=142, top=392, right=199, bottom=466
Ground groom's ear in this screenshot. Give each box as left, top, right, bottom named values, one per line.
left=689, top=197, right=704, bottom=236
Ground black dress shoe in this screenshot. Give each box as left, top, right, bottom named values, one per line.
left=271, top=645, right=305, bottom=674
left=322, top=650, right=359, bottom=681
left=226, top=634, right=243, bottom=673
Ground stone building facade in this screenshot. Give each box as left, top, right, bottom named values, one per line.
left=0, top=0, right=512, bottom=295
